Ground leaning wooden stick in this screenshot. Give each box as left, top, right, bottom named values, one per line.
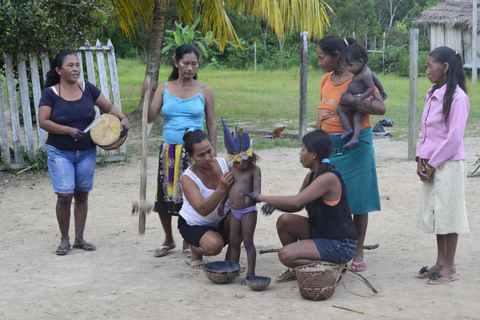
left=259, top=248, right=280, bottom=254
left=363, top=243, right=379, bottom=250
left=132, top=76, right=153, bottom=234
left=332, top=305, right=365, bottom=314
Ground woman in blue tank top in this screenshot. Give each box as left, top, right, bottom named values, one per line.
left=143, top=44, right=217, bottom=258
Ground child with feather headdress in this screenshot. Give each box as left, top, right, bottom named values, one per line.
left=220, top=118, right=261, bottom=284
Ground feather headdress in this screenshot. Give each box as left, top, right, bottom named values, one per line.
left=221, top=117, right=253, bottom=164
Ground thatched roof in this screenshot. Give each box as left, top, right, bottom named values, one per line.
left=417, top=0, right=480, bottom=31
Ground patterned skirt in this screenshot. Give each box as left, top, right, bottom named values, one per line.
left=154, top=142, right=192, bottom=215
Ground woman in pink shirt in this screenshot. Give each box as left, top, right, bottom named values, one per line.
left=415, top=46, right=470, bottom=285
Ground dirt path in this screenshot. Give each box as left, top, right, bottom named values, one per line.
left=0, top=137, right=479, bottom=319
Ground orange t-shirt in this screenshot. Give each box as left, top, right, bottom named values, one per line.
left=317, top=73, right=373, bottom=134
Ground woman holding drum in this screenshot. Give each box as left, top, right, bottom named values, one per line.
left=39, top=49, right=129, bottom=255
left=144, top=44, right=217, bottom=258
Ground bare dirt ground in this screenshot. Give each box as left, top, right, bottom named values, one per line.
left=0, top=135, right=479, bottom=319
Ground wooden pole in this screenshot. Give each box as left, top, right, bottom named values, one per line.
left=299, top=31, right=308, bottom=146
left=383, top=32, right=386, bottom=73
left=254, top=42, right=257, bottom=72
left=139, top=76, right=151, bottom=234
left=473, top=0, right=478, bottom=84
left=408, top=29, right=419, bottom=160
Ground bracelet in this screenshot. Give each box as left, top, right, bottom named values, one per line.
left=120, top=115, right=128, bottom=121
left=425, top=163, right=435, bottom=171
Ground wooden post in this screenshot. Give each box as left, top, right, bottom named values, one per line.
left=107, top=39, right=127, bottom=157
left=473, top=0, right=478, bottom=84
left=0, top=74, right=11, bottom=164
left=18, top=53, right=35, bottom=159
left=299, top=31, right=308, bottom=146
left=29, top=54, right=47, bottom=149
left=4, top=53, right=23, bottom=163
left=254, top=42, right=257, bottom=72
left=408, top=29, right=419, bottom=160
left=383, top=32, right=386, bottom=73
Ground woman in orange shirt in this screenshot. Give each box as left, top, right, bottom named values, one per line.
left=315, top=35, right=386, bottom=272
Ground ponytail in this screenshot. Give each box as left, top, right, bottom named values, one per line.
left=44, top=50, right=77, bottom=87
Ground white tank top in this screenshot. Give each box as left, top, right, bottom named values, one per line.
left=179, top=158, right=229, bottom=227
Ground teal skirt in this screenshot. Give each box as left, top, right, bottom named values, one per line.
left=330, top=128, right=381, bottom=215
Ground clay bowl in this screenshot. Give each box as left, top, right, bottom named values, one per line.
left=246, top=275, right=271, bottom=291
left=203, top=261, right=241, bottom=284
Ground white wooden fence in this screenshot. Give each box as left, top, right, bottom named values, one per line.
left=0, top=39, right=126, bottom=169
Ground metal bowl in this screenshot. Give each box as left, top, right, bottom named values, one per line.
left=246, top=275, right=271, bottom=291
left=203, top=261, right=241, bottom=284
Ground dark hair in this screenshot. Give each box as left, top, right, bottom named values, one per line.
left=183, top=129, right=210, bottom=155
left=302, top=130, right=333, bottom=178
left=44, top=50, right=77, bottom=87
left=428, top=46, right=467, bottom=124
left=247, top=152, right=259, bottom=164
left=168, top=44, right=200, bottom=81
left=342, top=43, right=369, bottom=65
left=317, top=35, right=356, bottom=57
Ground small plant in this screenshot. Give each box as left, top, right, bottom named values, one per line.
left=235, top=293, right=245, bottom=298
left=162, top=17, right=208, bottom=59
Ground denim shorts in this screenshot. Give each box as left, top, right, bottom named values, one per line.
left=312, top=238, right=357, bottom=264
left=46, top=144, right=96, bottom=193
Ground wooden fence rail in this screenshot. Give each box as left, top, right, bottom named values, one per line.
left=0, top=39, right=126, bottom=169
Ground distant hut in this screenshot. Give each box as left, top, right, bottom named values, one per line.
left=417, top=0, right=479, bottom=67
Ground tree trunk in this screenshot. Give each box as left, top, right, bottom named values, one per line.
left=133, top=0, right=168, bottom=114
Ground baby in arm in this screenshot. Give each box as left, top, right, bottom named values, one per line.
left=337, top=43, right=387, bottom=150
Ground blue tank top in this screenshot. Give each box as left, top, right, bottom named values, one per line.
left=162, top=82, right=206, bottom=144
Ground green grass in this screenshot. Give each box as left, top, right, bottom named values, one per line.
left=117, top=59, right=480, bottom=149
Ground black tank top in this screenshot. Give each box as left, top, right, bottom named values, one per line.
left=305, top=169, right=356, bottom=240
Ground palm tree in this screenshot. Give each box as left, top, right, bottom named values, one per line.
left=109, top=0, right=332, bottom=112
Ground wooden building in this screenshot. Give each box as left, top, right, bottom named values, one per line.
left=417, top=0, right=479, bottom=67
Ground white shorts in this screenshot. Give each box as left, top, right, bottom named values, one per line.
left=418, top=160, right=469, bottom=234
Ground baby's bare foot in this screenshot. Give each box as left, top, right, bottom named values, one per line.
left=344, top=139, right=359, bottom=150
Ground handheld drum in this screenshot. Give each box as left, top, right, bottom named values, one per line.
left=89, top=113, right=127, bottom=150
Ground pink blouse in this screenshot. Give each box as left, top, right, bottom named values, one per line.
left=417, top=84, right=469, bottom=168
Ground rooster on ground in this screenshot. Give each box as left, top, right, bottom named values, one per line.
left=272, top=126, right=285, bottom=139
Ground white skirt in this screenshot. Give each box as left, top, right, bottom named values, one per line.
left=418, top=160, right=469, bottom=234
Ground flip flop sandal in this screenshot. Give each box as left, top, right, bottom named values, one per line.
left=56, top=244, right=71, bottom=255
left=426, top=270, right=460, bottom=285
left=154, top=244, right=176, bottom=257
left=275, top=268, right=296, bottom=283
left=185, top=259, right=204, bottom=269
left=416, top=266, right=433, bottom=279
left=351, top=261, right=367, bottom=272
left=72, top=242, right=96, bottom=251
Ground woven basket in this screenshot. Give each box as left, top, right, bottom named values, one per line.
left=295, top=261, right=342, bottom=301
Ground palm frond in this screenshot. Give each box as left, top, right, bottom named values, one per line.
left=198, top=0, right=243, bottom=52
left=109, top=0, right=153, bottom=40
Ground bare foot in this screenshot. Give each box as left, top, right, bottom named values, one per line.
left=340, top=129, right=353, bottom=140
left=343, top=139, right=359, bottom=150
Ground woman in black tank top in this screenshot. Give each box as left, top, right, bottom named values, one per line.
left=243, top=130, right=356, bottom=282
